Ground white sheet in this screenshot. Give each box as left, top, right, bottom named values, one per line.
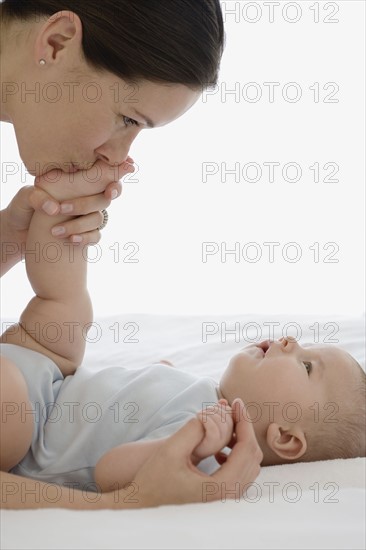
left=1, top=313, right=365, bottom=550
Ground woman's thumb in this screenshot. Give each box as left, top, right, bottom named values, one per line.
left=165, top=417, right=205, bottom=456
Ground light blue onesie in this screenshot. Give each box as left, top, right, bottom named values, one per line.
left=0, top=343, right=220, bottom=491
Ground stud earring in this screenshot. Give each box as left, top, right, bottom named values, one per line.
left=39, top=59, right=46, bottom=66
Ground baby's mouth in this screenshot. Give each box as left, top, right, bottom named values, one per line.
left=256, top=340, right=272, bottom=354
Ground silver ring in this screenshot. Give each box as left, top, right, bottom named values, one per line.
left=98, top=209, right=109, bottom=230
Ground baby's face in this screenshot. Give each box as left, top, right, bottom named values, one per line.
left=219, top=337, right=357, bottom=431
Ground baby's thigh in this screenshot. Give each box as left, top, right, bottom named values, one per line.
left=0, top=355, right=34, bottom=472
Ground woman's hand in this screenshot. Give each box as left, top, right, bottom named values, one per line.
left=4, top=158, right=134, bottom=250
left=106, top=398, right=263, bottom=508
left=1, top=158, right=134, bottom=276
left=33, top=157, right=135, bottom=245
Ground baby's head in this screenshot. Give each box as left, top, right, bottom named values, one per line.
left=218, top=337, right=366, bottom=465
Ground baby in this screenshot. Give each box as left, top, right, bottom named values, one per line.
left=94, top=337, right=366, bottom=492
left=1, top=170, right=365, bottom=493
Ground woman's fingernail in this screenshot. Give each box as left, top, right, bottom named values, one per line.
left=60, top=203, right=73, bottom=214
left=51, top=226, right=65, bottom=237
left=71, top=235, right=82, bottom=244
left=111, top=189, right=118, bottom=200
left=42, top=201, right=59, bottom=215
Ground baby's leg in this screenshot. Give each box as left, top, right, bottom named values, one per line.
left=0, top=356, right=34, bottom=472
left=94, top=438, right=167, bottom=493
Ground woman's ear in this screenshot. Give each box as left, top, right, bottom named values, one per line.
left=35, top=11, right=83, bottom=64
left=266, top=422, right=307, bottom=461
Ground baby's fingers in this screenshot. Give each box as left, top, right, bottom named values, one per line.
left=231, top=399, right=260, bottom=453
left=211, top=399, right=263, bottom=485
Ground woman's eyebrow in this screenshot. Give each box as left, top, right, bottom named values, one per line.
left=130, top=108, right=155, bottom=128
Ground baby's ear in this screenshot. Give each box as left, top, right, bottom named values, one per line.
left=266, top=423, right=307, bottom=461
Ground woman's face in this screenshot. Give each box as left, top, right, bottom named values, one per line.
left=13, top=76, right=200, bottom=176
left=2, top=11, right=201, bottom=176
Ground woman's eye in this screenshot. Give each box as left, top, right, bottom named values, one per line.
left=121, top=115, right=139, bottom=127
left=303, top=361, right=312, bottom=375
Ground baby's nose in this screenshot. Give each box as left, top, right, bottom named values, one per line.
left=278, top=336, right=299, bottom=351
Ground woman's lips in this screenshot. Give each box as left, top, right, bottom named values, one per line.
left=63, top=163, right=80, bottom=173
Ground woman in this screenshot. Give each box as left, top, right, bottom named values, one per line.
left=0, top=0, right=263, bottom=509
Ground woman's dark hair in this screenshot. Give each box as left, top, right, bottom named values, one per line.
left=1, top=0, right=225, bottom=90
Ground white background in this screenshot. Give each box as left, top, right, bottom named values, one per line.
left=1, top=0, right=365, bottom=318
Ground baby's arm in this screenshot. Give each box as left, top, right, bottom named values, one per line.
left=0, top=182, right=92, bottom=376
left=94, top=438, right=169, bottom=493
left=94, top=401, right=233, bottom=493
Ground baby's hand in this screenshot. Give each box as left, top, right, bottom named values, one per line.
left=193, top=399, right=234, bottom=461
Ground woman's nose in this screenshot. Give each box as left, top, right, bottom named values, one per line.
left=96, top=145, right=131, bottom=167
left=96, top=151, right=130, bottom=166
left=96, top=132, right=139, bottom=166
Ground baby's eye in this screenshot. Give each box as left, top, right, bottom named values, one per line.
left=303, top=361, right=312, bottom=375
left=121, top=115, right=140, bottom=127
